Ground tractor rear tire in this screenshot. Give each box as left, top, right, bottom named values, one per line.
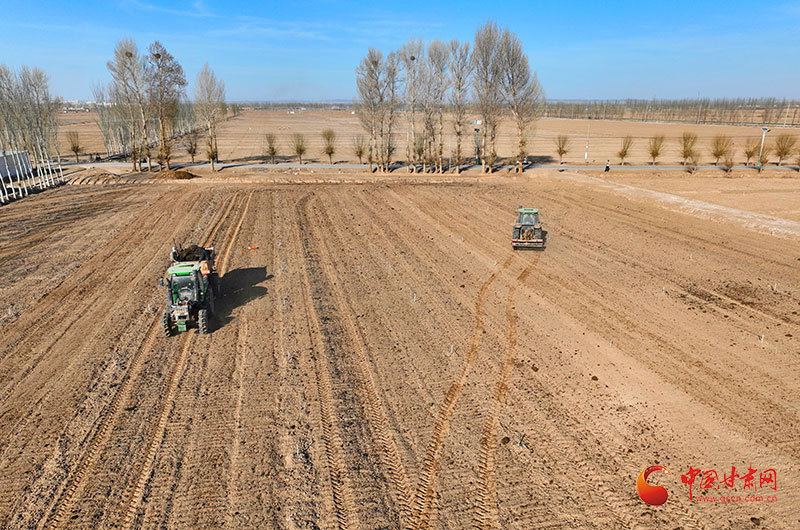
left=162, top=311, right=172, bottom=336
left=207, top=289, right=215, bottom=316
left=198, top=309, right=209, bottom=334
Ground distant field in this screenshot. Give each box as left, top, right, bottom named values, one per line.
left=56, top=109, right=800, bottom=167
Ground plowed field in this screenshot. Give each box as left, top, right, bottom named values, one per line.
left=1, top=171, right=798, bottom=529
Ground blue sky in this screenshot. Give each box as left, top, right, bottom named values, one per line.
left=1, top=1, right=799, bottom=101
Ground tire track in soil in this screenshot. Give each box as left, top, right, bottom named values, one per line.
left=40, top=319, right=162, bottom=530
left=304, top=194, right=415, bottom=526
left=472, top=263, right=533, bottom=530
left=40, top=191, right=242, bottom=530
left=118, top=333, right=195, bottom=529
left=0, top=187, right=194, bottom=354
left=295, top=193, right=361, bottom=530
left=0, top=193, right=193, bottom=406
left=225, top=317, right=248, bottom=529
left=0, top=196, right=175, bottom=366
left=0, top=191, right=203, bottom=527
left=408, top=255, right=513, bottom=530
left=540, top=191, right=799, bottom=328
left=118, top=191, right=252, bottom=529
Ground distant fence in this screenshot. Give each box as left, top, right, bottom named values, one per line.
left=1, top=150, right=64, bottom=205
left=0, top=150, right=29, bottom=178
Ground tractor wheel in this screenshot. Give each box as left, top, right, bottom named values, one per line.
left=162, top=311, right=172, bottom=336
left=207, top=289, right=215, bottom=316
left=198, top=309, right=209, bottom=334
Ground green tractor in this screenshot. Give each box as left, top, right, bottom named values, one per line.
left=511, top=206, right=548, bottom=250
left=160, top=245, right=219, bottom=335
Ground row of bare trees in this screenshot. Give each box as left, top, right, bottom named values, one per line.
left=355, top=21, right=544, bottom=174
left=93, top=39, right=226, bottom=172
left=0, top=64, right=64, bottom=204
left=554, top=132, right=799, bottom=170
left=260, top=129, right=369, bottom=164
left=545, top=98, right=800, bottom=126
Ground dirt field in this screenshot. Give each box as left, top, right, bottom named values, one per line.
left=1, top=169, right=799, bottom=529
left=56, top=109, right=800, bottom=168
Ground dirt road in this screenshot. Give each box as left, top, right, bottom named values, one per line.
left=0, top=170, right=798, bottom=528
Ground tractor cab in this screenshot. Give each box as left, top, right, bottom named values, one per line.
left=517, top=209, right=540, bottom=226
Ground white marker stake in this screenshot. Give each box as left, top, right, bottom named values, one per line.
left=760, top=335, right=764, bottom=343
left=450, top=344, right=454, bottom=356
left=609, top=339, right=613, bottom=348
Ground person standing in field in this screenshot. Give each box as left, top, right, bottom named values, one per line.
left=604, top=160, right=610, bottom=173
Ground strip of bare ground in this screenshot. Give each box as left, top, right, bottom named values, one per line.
left=408, top=256, right=513, bottom=530
left=561, top=170, right=800, bottom=238
left=295, top=193, right=361, bottom=530
left=39, top=192, right=245, bottom=529
left=118, top=191, right=253, bottom=529
left=472, top=263, right=533, bottom=530
left=302, top=194, right=416, bottom=525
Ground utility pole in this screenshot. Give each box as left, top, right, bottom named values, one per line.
left=584, top=119, right=590, bottom=165
left=758, top=127, right=770, bottom=168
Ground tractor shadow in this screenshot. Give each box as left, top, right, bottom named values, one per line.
left=214, top=266, right=272, bottom=330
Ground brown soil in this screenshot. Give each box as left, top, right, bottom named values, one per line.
left=0, top=170, right=798, bottom=528
left=153, top=169, right=197, bottom=180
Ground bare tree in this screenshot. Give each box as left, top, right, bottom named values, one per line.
left=648, top=135, right=665, bottom=165
left=686, top=153, right=699, bottom=174
left=448, top=40, right=472, bottom=174
left=292, top=133, right=306, bottom=164
left=184, top=131, right=198, bottom=163
left=67, top=131, right=82, bottom=163
left=427, top=40, right=450, bottom=173
left=356, top=49, right=381, bottom=172
left=322, top=128, right=336, bottom=164
left=498, top=27, right=544, bottom=173
left=355, top=48, right=399, bottom=173
left=195, top=63, right=225, bottom=171
left=472, top=21, right=502, bottom=173
left=107, top=39, right=152, bottom=171
left=722, top=148, right=736, bottom=173
left=353, top=135, right=366, bottom=164
left=380, top=52, right=400, bottom=172
left=680, top=132, right=698, bottom=165
left=553, top=135, right=569, bottom=164
left=743, top=137, right=759, bottom=166
left=618, top=136, right=633, bottom=165
left=710, top=135, right=733, bottom=165
left=758, top=146, right=771, bottom=172
left=0, top=64, right=64, bottom=193
left=399, top=39, right=423, bottom=171
left=417, top=50, right=435, bottom=171
left=18, top=66, right=59, bottom=185
left=264, top=133, right=278, bottom=163
left=774, top=134, right=797, bottom=166
left=107, top=40, right=144, bottom=170
left=147, top=41, right=186, bottom=170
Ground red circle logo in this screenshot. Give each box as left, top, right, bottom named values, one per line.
left=637, top=466, right=669, bottom=505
